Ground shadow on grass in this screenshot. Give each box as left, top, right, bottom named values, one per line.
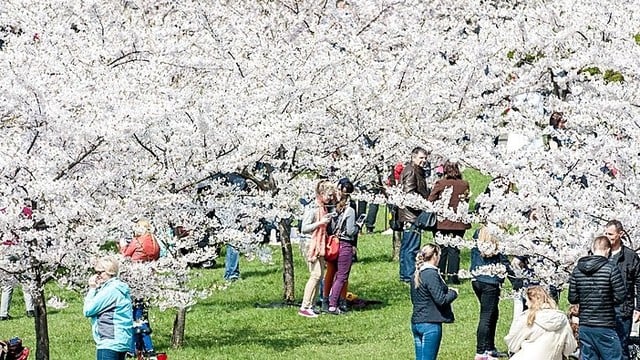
left=354, top=253, right=394, bottom=264
left=240, top=267, right=280, bottom=278
left=183, top=324, right=367, bottom=352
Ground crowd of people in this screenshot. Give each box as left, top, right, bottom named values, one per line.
left=1, top=111, right=635, bottom=360
left=394, top=143, right=639, bottom=359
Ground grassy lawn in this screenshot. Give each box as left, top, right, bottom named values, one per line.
left=2, top=169, right=561, bottom=359
left=2, top=229, right=528, bottom=360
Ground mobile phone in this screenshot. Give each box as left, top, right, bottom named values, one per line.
left=356, top=213, right=366, bottom=226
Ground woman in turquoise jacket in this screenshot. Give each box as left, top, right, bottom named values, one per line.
left=83, top=256, right=133, bottom=360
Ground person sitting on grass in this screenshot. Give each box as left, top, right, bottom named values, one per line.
left=505, top=286, right=577, bottom=360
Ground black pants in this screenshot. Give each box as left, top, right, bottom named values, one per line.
left=365, top=203, right=378, bottom=232
left=435, top=229, right=465, bottom=284
left=472, top=281, right=501, bottom=354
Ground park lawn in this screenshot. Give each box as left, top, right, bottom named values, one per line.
left=2, top=169, right=563, bottom=359
left=3, top=230, right=524, bottom=360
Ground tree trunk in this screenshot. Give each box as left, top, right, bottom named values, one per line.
left=278, top=218, right=295, bottom=304
left=171, top=307, right=187, bottom=348
left=392, top=230, right=402, bottom=261
left=32, top=286, right=49, bottom=360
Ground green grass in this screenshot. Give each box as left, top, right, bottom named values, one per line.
left=2, top=171, right=525, bottom=360
left=3, top=231, right=534, bottom=360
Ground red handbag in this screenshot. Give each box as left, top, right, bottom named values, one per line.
left=325, top=235, right=340, bottom=261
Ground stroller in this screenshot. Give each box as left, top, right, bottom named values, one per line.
left=0, top=338, right=29, bottom=360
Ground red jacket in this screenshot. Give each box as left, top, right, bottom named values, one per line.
left=121, top=233, right=159, bottom=262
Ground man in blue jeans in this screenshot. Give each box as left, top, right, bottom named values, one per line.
left=223, top=245, right=240, bottom=281
left=569, top=236, right=626, bottom=360
left=397, top=147, right=430, bottom=283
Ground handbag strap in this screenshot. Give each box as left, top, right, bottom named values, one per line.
left=334, top=211, right=348, bottom=237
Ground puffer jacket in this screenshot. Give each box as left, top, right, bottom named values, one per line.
left=568, top=255, right=626, bottom=328
left=609, top=245, right=640, bottom=317
left=83, top=278, right=133, bottom=352
left=505, top=308, right=577, bottom=360
left=398, top=162, right=429, bottom=224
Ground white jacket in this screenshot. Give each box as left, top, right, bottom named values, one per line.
left=505, top=309, right=577, bottom=360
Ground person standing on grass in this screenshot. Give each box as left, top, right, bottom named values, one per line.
left=298, top=180, right=335, bottom=318
left=428, top=160, right=470, bottom=285
left=568, top=236, right=626, bottom=360
left=505, top=286, right=577, bottom=360
left=398, top=147, right=430, bottom=283
left=604, top=219, right=640, bottom=360
left=325, top=179, right=360, bottom=315
left=470, top=225, right=513, bottom=360
left=322, top=178, right=354, bottom=313
left=83, top=256, right=133, bottom=360
left=410, top=244, right=458, bottom=360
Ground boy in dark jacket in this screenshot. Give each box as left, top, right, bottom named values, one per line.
left=568, top=236, right=626, bottom=360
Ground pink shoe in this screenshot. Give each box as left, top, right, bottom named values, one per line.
left=297, top=308, right=318, bottom=318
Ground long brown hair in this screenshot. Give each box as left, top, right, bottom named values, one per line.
left=414, top=244, right=441, bottom=288
left=443, top=161, right=462, bottom=180
left=525, top=286, right=557, bottom=326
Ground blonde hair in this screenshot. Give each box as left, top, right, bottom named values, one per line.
left=414, top=244, right=441, bottom=288
left=133, top=219, right=152, bottom=237
left=477, top=226, right=499, bottom=257
left=94, top=256, right=119, bottom=277
left=526, top=286, right=557, bottom=326
left=315, top=180, right=335, bottom=198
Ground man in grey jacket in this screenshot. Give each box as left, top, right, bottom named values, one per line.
left=569, top=236, right=626, bottom=360
left=398, top=147, right=430, bottom=282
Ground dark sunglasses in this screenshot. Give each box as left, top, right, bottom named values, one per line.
left=94, top=269, right=105, bottom=275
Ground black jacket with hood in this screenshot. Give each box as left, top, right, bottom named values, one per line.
left=568, top=255, right=626, bottom=328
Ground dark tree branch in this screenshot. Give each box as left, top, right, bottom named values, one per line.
left=108, top=51, right=142, bottom=66
left=111, top=58, right=150, bottom=68
left=54, top=137, right=105, bottom=181
left=227, top=51, right=245, bottom=78
left=357, top=6, right=389, bottom=36
left=132, top=133, right=160, bottom=163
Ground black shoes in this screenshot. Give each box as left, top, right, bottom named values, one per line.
left=0, top=315, right=11, bottom=321
left=26, top=310, right=35, bottom=318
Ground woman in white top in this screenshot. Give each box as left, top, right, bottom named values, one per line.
left=505, top=286, right=577, bottom=360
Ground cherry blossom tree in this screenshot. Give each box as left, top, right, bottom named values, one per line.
left=2, top=0, right=640, bottom=359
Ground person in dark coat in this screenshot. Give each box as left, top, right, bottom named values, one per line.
left=410, top=244, right=458, bottom=360
left=604, top=219, right=640, bottom=360
left=428, top=160, right=471, bottom=284
left=398, top=147, right=430, bottom=282
left=568, top=236, right=626, bottom=360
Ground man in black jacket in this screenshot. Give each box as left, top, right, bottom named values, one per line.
left=397, top=147, right=430, bottom=282
left=569, top=236, right=626, bottom=360
left=605, top=219, right=640, bottom=360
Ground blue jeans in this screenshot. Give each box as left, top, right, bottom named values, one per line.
left=614, top=312, right=632, bottom=360
left=579, top=325, right=622, bottom=360
left=96, top=349, right=126, bottom=360
left=400, top=228, right=421, bottom=282
left=224, top=245, right=240, bottom=280
left=412, top=322, right=442, bottom=360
